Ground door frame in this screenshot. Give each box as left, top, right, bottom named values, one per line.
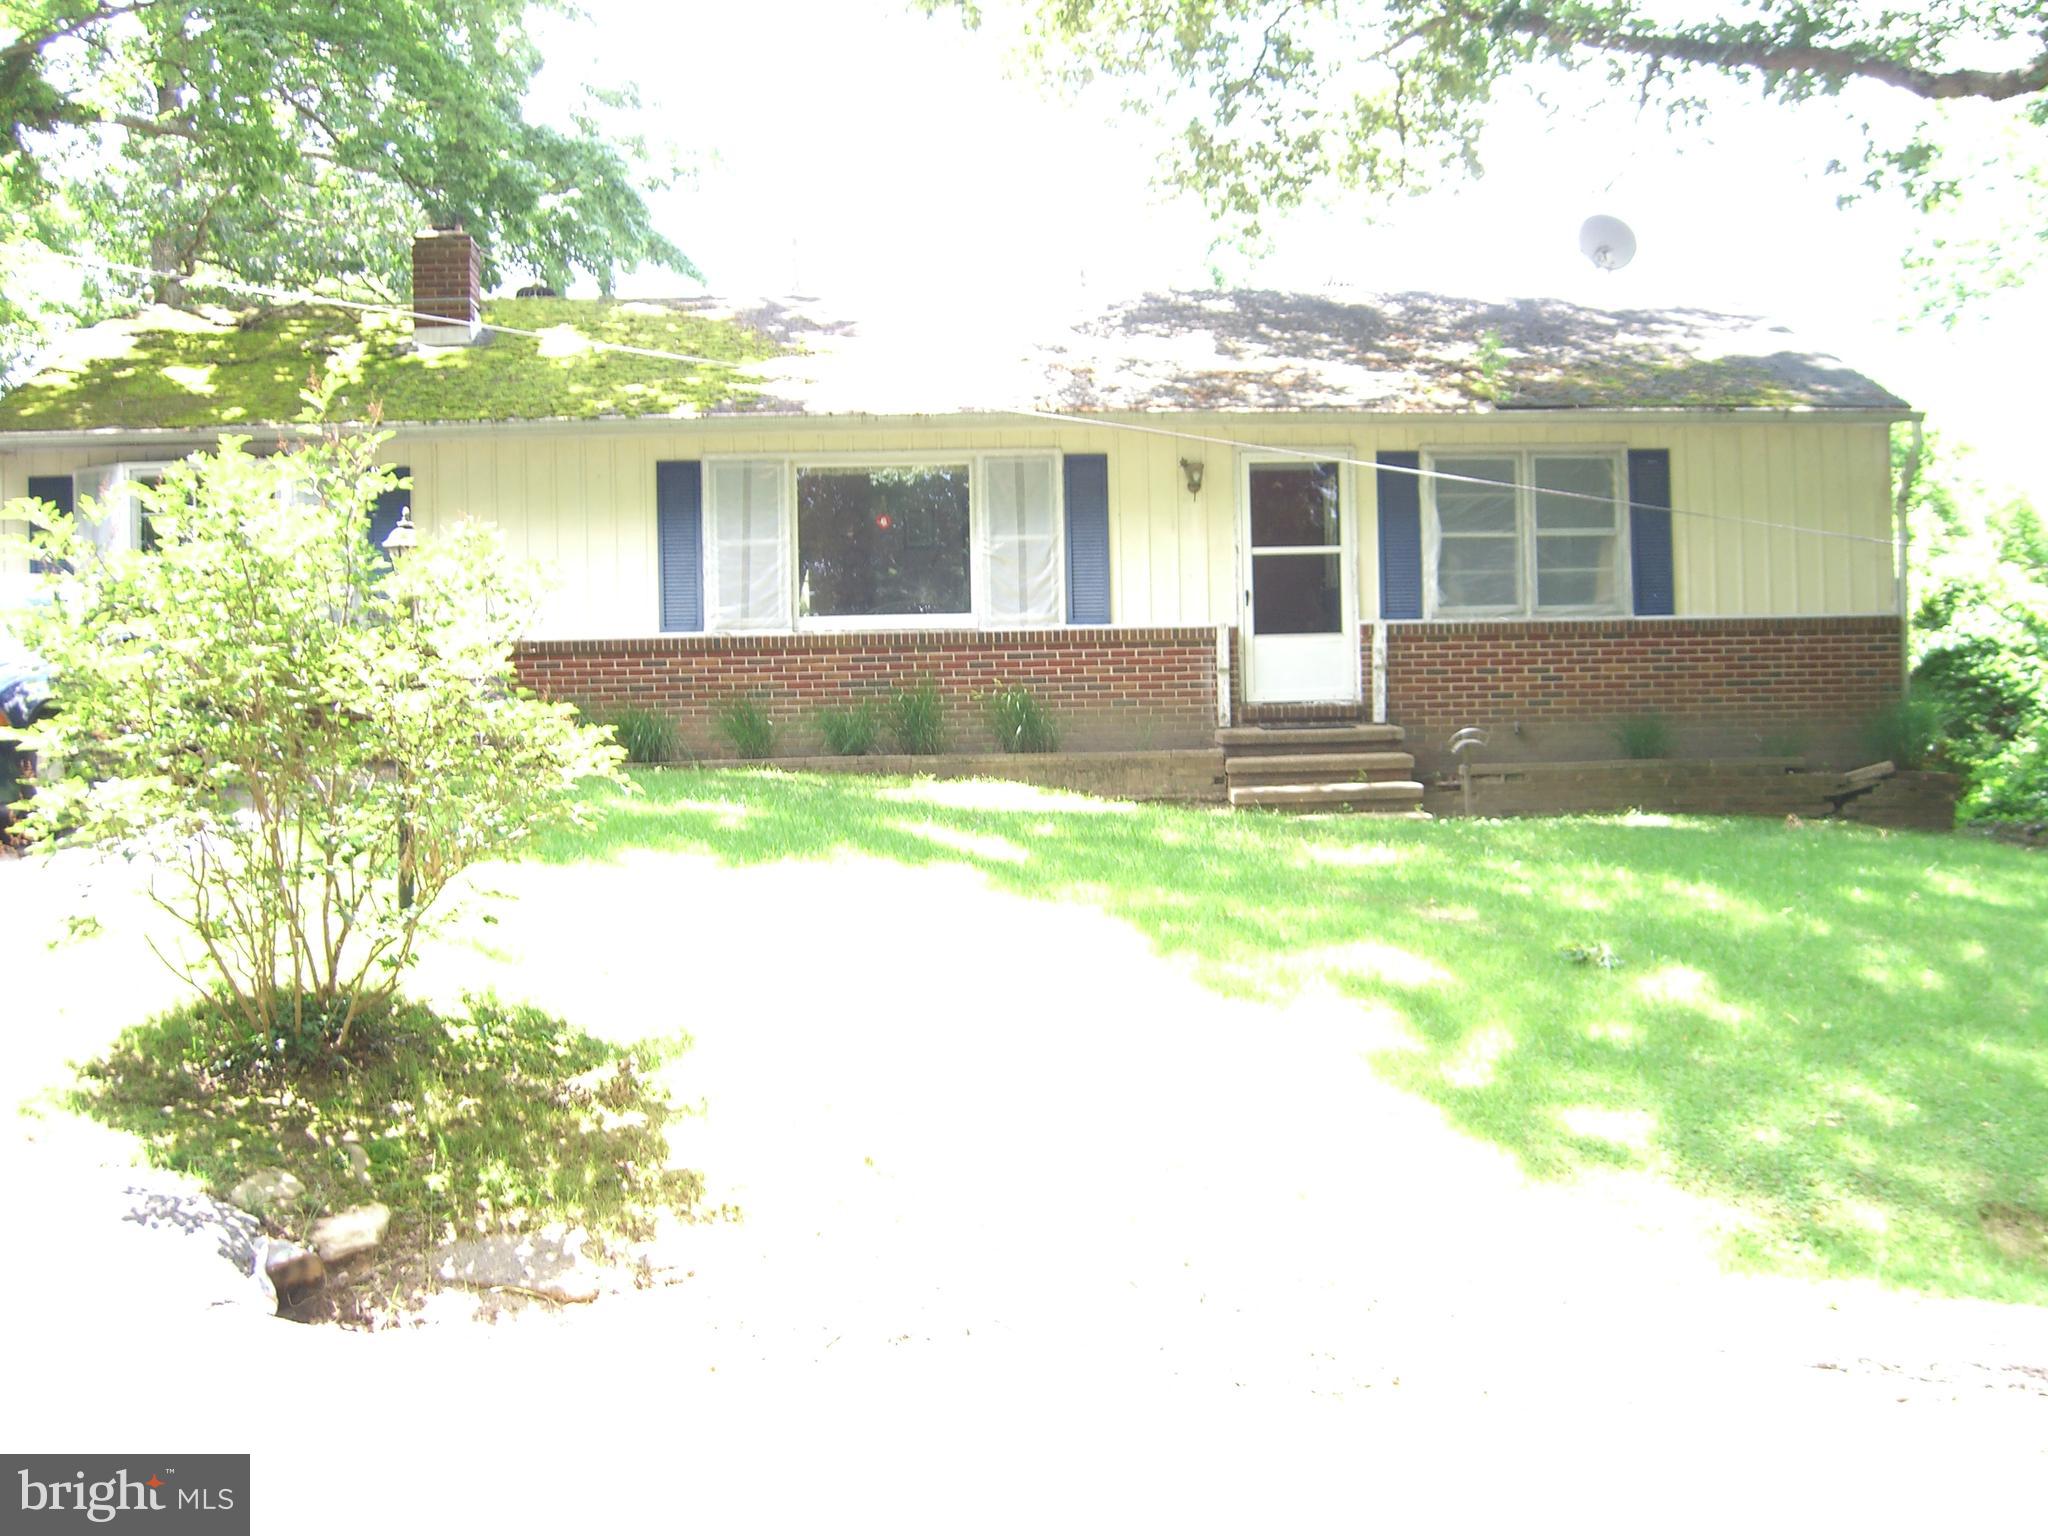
left=1236, top=449, right=1362, bottom=705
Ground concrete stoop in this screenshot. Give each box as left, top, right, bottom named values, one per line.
left=1217, top=725, right=1428, bottom=816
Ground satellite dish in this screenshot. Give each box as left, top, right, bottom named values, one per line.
left=1579, top=215, right=1637, bottom=272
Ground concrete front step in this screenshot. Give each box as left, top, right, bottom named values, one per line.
left=1216, top=724, right=1405, bottom=751
left=1227, top=779, right=1428, bottom=810
left=1224, top=751, right=1415, bottom=781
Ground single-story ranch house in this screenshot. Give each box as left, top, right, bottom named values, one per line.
left=1, top=231, right=1912, bottom=796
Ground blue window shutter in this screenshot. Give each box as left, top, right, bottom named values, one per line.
left=1064, top=453, right=1111, bottom=625
left=368, top=466, right=411, bottom=555
left=1377, top=452, right=1423, bottom=620
left=1628, top=449, right=1675, bottom=616
left=656, top=460, right=704, bottom=633
left=25, top=475, right=72, bottom=574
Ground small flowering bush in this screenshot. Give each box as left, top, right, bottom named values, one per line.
left=4, top=429, right=624, bottom=1053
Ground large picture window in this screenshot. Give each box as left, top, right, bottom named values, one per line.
left=797, top=464, right=971, bottom=619
left=703, top=454, right=1063, bottom=631
left=1424, top=450, right=1627, bottom=617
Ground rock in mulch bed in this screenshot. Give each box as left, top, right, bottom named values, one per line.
left=262, top=1240, right=325, bottom=1291
left=308, top=1203, right=390, bottom=1266
left=434, top=1232, right=605, bottom=1304
left=228, top=1167, right=305, bottom=1215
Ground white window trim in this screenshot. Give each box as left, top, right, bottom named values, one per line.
left=1421, top=446, right=1633, bottom=620
left=1236, top=449, right=1362, bottom=703
left=87, top=461, right=175, bottom=552
left=702, top=450, right=1066, bottom=633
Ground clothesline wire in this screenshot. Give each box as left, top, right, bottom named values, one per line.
left=29, top=251, right=1906, bottom=553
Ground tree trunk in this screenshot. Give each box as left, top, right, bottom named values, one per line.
left=148, top=73, right=187, bottom=306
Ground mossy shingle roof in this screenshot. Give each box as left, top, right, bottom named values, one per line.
left=0, top=288, right=1908, bottom=433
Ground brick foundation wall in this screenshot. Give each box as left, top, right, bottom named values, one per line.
left=514, top=627, right=1221, bottom=757
left=1381, top=616, right=1905, bottom=774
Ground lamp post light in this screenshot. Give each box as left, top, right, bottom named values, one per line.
left=380, top=505, right=418, bottom=558
left=381, top=507, right=419, bottom=909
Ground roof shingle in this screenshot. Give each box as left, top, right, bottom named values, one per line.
left=0, top=287, right=1907, bottom=433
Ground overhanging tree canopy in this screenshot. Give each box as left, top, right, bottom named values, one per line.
left=925, top=1, right=2048, bottom=231
left=0, top=0, right=691, bottom=346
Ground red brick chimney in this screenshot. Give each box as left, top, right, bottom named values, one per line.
left=411, top=227, right=482, bottom=346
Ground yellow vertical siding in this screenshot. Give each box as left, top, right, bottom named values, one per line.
left=3, top=413, right=1901, bottom=634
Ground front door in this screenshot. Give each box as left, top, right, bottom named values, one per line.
left=1241, top=456, right=1358, bottom=704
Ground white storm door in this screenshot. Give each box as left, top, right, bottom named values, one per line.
left=1240, top=457, right=1358, bottom=703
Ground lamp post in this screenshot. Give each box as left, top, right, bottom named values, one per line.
left=381, top=507, right=419, bottom=910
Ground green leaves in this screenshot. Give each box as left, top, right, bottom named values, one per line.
left=1, top=0, right=690, bottom=354
left=935, top=0, right=2048, bottom=250
left=1901, top=430, right=2048, bottom=821
left=1, top=431, right=627, bottom=1048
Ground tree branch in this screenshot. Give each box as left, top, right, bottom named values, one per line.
left=1502, top=9, right=2048, bottom=102
left=0, top=0, right=164, bottom=62
left=1216, top=0, right=1302, bottom=116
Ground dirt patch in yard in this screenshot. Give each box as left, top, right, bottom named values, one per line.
left=1981, top=1204, right=2048, bottom=1268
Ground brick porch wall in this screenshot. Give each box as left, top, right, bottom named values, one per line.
left=514, top=627, right=1221, bottom=757
left=1380, top=616, right=1905, bottom=774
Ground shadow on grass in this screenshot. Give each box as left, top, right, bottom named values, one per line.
left=535, top=768, right=2048, bottom=1303
left=73, top=993, right=707, bottom=1265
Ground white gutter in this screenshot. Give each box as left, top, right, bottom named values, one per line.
left=0, top=404, right=1926, bottom=451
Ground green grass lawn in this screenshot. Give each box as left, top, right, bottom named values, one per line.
left=76, top=995, right=705, bottom=1263
left=535, top=768, right=2048, bottom=1304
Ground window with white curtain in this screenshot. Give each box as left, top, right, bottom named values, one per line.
left=1424, top=449, right=1627, bottom=617
left=981, top=455, right=1060, bottom=625
left=702, top=452, right=1062, bottom=631
left=707, top=460, right=789, bottom=629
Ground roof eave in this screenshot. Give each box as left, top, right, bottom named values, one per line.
left=0, top=400, right=1922, bottom=449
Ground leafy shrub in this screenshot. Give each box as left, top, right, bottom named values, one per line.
left=1966, top=726, right=2048, bottom=822
left=1902, top=434, right=2048, bottom=819
left=3, top=433, right=623, bottom=1053
left=715, top=697, right=777, bottom=759
left=888, top=679, right=948, bottom=755
left=1611, top=714, right=1671, bottom=760
left=817, top=701, right=883, bottom=756
left=607, top=706, right=677, bottom=765
left=985, top=684, right=1061, bottom=753
left=1861, top=692, right=1945, bottom=770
